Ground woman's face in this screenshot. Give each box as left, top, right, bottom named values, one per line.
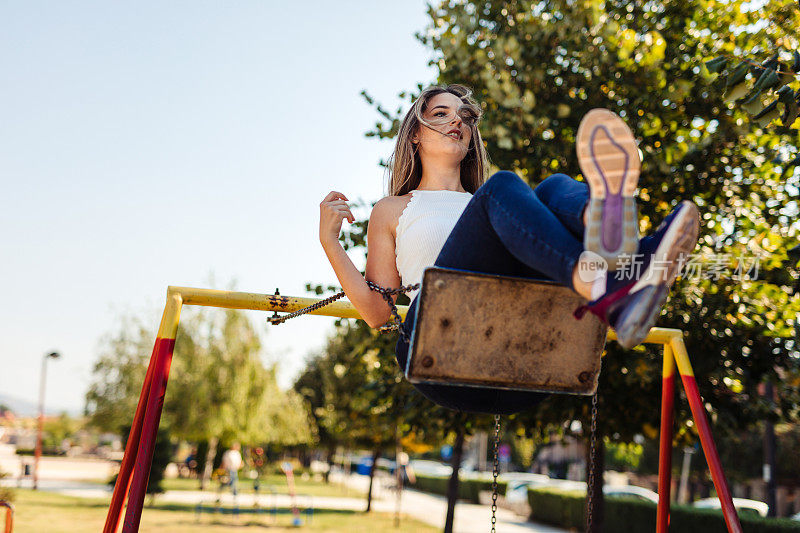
left=414, top=92, right=473, bottom=163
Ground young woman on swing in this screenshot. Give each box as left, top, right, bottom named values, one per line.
left=319, top=84, right=699, bottom=415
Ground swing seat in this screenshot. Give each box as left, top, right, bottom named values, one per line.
left=406, top=267, right=607, bottom=395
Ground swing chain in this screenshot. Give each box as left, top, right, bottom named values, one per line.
left=491, top=414, right=501, bottom=533
left=267, top=290, right=348, bottom=325
left=267, top=281, right=420, bottom=342
left=586, top=391, right=599, bottom=533
left=365, top=281, right=420, bottom=343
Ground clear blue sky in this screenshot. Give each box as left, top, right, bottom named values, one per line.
left=0, top=1, right=436, bottom=413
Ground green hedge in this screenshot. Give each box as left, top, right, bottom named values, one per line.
left=410, top=473, right=507, bottom=504
left=15, top=448, right=63, bottom=457
left=528, top=488, right=586, bottom=530
left=528, top=487, right=800, bottom=533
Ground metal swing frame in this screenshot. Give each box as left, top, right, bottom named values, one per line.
left=102, top=285, right=743, bottom=533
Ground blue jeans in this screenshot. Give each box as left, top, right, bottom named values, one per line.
left=228, top=468, right=238, bottom=496
left=395, top=171, right=590, bottom=414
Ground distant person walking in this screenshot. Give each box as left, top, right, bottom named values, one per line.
left=221, top=443, right=243, bottom=496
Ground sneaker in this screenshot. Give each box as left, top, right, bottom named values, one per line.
left=577, top=109, right=640, bottom=270
left=574, top=200, right=700, bottom=348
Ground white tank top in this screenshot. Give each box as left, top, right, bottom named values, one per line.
left=395, top=189, right=472, bottom=302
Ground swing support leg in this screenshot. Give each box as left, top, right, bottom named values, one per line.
left=1, top=501, right=13, bottom=533
left=607, top=329, right=742, bottom=533
left=103, top=341, right=156, bottom=532
left=671, top=338, right=742, bottom=533
left=123, top=293, right=181, bottom=532
left=102, top=293, right=182, bottom=533
left=656, top=344, right=675, bottom=533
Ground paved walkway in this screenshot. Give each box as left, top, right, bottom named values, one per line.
left=331, top=471, right=566, bottom=533
left=8, top=471, right=566, bottom=532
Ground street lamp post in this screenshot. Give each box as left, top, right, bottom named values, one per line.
left=33, top=351, right=59, bottom=490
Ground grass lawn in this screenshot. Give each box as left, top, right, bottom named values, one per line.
left=9, top=489, right=437, bottom=532
left=160, top=474, right=366, bottom=498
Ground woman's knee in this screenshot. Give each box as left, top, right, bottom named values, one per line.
left=534, top=173, right=572, bottom=196
left=534, top=173, right=584, bottom=203
left=479, top=170, right=525, bottom=196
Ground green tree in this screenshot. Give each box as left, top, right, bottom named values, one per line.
left=293, top=354, right=333, bottom=479
left=296, top=311, right=499, bottom=528
left=296, top=318, right=411, bottom=511
left=86, top=305, right=312, bottom=489
left=108, top=425, right=172, bottom=495
left=360, top=0, right=800, bottom=529
left=165, top=307, right=312, bottom=487
left=0, top=469, right=13, bottom=504
left=164, top=308, right=311, bottom=447
left=42, top=413, right=82, bottom=449
left=85, top=315, right=152, bottom=433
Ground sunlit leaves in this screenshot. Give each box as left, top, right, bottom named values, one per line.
left=87, top=307, right=313, bottom=448
left=706, top=51, right=800, bottom=142
left=356, top=0, right=800, bottom=471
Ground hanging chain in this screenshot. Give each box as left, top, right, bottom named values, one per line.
left=365, top=281, right=420, bottom=343
left=267, top=290, right=348, bottom=325
left=491, top=414, right=501, bottom=533
left=267, top=282, right=420, bottom=342
left=586, top=392, right=599, bottom=533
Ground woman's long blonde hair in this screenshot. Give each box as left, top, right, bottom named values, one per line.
left=387, top=84, right=489, bottom=196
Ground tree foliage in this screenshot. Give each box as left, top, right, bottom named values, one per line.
left=85, top=315, right=152, bottom=433
left=294, top=316, right=492, bottom=521
left=164, top=308, right=311, bottom=446
left=42, top=413, right=82, bottom=448
left=86, top=307, right=312, bottom=448
left=361, top=0, right=800, bottom=448
left=295, top=318, right=473, bottom=450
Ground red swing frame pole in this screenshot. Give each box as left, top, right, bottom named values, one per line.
left=121, top=293, right=182, bottom=533
left=103, top=343, right=156, bottom=532
left=656, top=343, right=675, bottom=533
left=0, top=501, right=13, bottom=533
left=101, top=292, right=183, bottom=533
left=605, top=329, right=742, bottom=533
left=671, top=338, right=742, bottom=533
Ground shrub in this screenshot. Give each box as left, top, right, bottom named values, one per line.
left=111, top=426, right=172, bottom=495
left=528, top=487, right=800, bottom=532
left=15, top=447, right=63, bottom=457
left=0, top=469, right=14, bottom=503
left=527, top=487, right=585, bottom=530
left=410, top=473, right=507, bottom=504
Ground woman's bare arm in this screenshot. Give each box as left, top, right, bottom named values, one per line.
left=363, top=197, right=404, bottom=325
left=319, top=192, right=402, bottom=328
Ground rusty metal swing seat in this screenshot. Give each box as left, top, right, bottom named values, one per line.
left=405, top=267, right=608, bottom=395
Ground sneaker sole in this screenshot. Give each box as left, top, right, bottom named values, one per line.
left=615, top=200, right=700, bottom=348
left=577, top=109, right=640, bottom=270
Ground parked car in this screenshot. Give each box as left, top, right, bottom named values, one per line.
left=504, top=480, right=541, bottom=504
left=692, top=497, right=768, bottom=517
left=354, top=455, right=375, bottom=476
left=505, top=479, right=659, bottom=506
left=604, top=485, right=659, bottom=504
left=498, top=472, right=551, bottom=484
left=376, top=457, right=396, bottom=472
left=408, top=459, right=452, bottom=476
left=502, top=475, right=587, bottom=504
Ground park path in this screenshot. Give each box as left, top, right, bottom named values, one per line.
left=331, top=470, right=566, bottom=533
left=4, top=455, right=566, bottom=533
left=20, top=477, right=565, bottom=532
